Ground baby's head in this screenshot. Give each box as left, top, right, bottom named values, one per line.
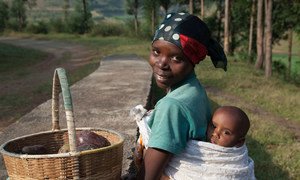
left=206, top=106, right=250, bottom=147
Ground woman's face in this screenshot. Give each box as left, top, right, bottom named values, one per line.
left=149, top=40, right=194, bottom=90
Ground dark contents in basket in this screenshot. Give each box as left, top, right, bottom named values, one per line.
left=58, top=130, right=111, bottom=153
left=21, top=144, right=47, bottom=154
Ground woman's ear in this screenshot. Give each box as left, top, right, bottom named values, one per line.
left=235, top=137, right=245, bottom=147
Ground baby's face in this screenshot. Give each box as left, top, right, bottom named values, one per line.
left=206, top=111, right=243, bottom=147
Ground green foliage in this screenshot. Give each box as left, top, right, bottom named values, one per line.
left=159, top=0, right=171, bottom=12
left=7, top=18, right=19, bottom=31
left=0, top=0, right=9, bottom=32
left=125, top=0, right=139, bottom=15
left=273, top=53, right=300, bottom=84
left=230, top=0, right=251, bottom=53
left=9, top=0, right=27, bottom=31
left=48, top=18, right=68, bottom=33
left=143, top=0, right=159, bottom=31
left=203, top=11, right=221, bottom=40
left=272, top=1, right=300, bottom=43
left=68, top=0, right=93, bottom=34
left=90, top=19, right=128, bottom=36
left=26, top=20, right=49, bottom=34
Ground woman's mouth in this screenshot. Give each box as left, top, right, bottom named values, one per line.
left=154, top=72, right=170, bottom=82
left=156, top=74, right=168, bottom=81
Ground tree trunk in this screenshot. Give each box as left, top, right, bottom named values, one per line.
left=189, top=0, right=193, bottom=14
left=217, top=0, right=222, bottom=42
left=151, top=8, right=155, bottom=35
left=248, top=0, right=256, bottom=61
left=255, top=0, right=264, bottom=69
left=224, top=0, right=230, bottom=55
left=287, top=27, right=293, bottom=79
left=134, top=0, right=139, bottom=35
left=82, top=0, right=87, bottom=17
left=264, top=0, right=272, bottom=78
left=200, top=0, right=204, bottom=19
left=63, top=0, right=70, bottom=21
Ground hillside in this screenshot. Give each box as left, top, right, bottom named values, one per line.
left=22, top=0, right=126, bottom=21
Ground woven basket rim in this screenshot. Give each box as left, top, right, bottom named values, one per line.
left=0, top=127, right=124, bottom=159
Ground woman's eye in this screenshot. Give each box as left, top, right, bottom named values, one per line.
left=171, top=56, right=183, bottom=62
left=152, top=49, right=159, bottom=56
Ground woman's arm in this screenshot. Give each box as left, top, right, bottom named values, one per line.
left=137, top=147, right=172, bottom=180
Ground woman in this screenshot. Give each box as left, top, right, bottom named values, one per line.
left=136, top=12, right=227, bottom=180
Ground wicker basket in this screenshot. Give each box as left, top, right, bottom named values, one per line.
left=0, top=68, right=124, bottom=179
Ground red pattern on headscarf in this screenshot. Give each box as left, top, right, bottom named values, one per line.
left=180, top=34, right=208, bottom=64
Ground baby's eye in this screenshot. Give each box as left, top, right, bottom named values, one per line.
left=210, top=123, right=216, bottom=129
left=224, top=131, right=231, bottom=135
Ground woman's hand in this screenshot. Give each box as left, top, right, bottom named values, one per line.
left=137, top=147, right=172, bottom=180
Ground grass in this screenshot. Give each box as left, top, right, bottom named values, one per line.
left=0, top=42, right=48, bottom=73
left=273, top=53, right=300, bottom=76
left=195, top=59, right=300, bottom=123
left=1, top=34, right=299, bottom=179
left=194, top=58, right=300, bottom=179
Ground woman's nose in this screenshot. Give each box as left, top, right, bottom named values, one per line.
left=157, top=56, right=169, bottom=69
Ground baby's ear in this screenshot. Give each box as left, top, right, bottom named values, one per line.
left=235, top=137, right=245, bottom=147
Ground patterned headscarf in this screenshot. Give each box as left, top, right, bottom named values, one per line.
left=153, top=12, right=227, bottom=71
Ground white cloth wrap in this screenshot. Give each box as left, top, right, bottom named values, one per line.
left=130, top=105, right=256, bottom=180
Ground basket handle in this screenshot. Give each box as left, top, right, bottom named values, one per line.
left=51, top=68, right=77, bottom=153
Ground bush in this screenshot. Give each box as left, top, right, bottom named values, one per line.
left=48, top=18, right=67, bottom=33
left=90, top=19, right=128, bottom=36
left=7, top=19, right=22, bottom=31
left=0, top=1, right=9, bottom=32
left=26, top=21, right=49, bottom=34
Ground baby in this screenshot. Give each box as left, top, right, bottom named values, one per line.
left=206, top=105, right=250, bottom=147
left=160, top=106, right=251, bottom=180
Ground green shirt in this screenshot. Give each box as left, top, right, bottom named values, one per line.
left=148, top=72, right=211, bottom=154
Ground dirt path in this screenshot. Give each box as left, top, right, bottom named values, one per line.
left=0, top=37, right=99, bottom=131
left=0, top=38, right=152, bottom=178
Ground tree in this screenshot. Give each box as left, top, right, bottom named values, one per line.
left=159, top=0, right=171, bottom=13
left=8, top=0, right=36, bottom=31
left=144, top=0, right=159, bottom=35
left=126, top=0, right=140, bottom=35
left=255, top=0, right=264, bottom=69
left=200, top=0, right=204, bottom=19
left=10, top=0, right=27, bottom=31
left=0, top=0, right=9, bottom=32
left=287, top=28, right=293, bottom=79
left=230, top=0, right=252, bottom=53
left=264, top=0, right=272, bottom=78
left=63, top=0, right=70, bottom=21
left=68, top=0, right=93, bottom=34
left=272, top=1, right=300, bottom=79
left=189, top=0, right=194, bottom=14
left=223, top=0, right=231, bottom=54
left=248, top=0, right=256, bottom=61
